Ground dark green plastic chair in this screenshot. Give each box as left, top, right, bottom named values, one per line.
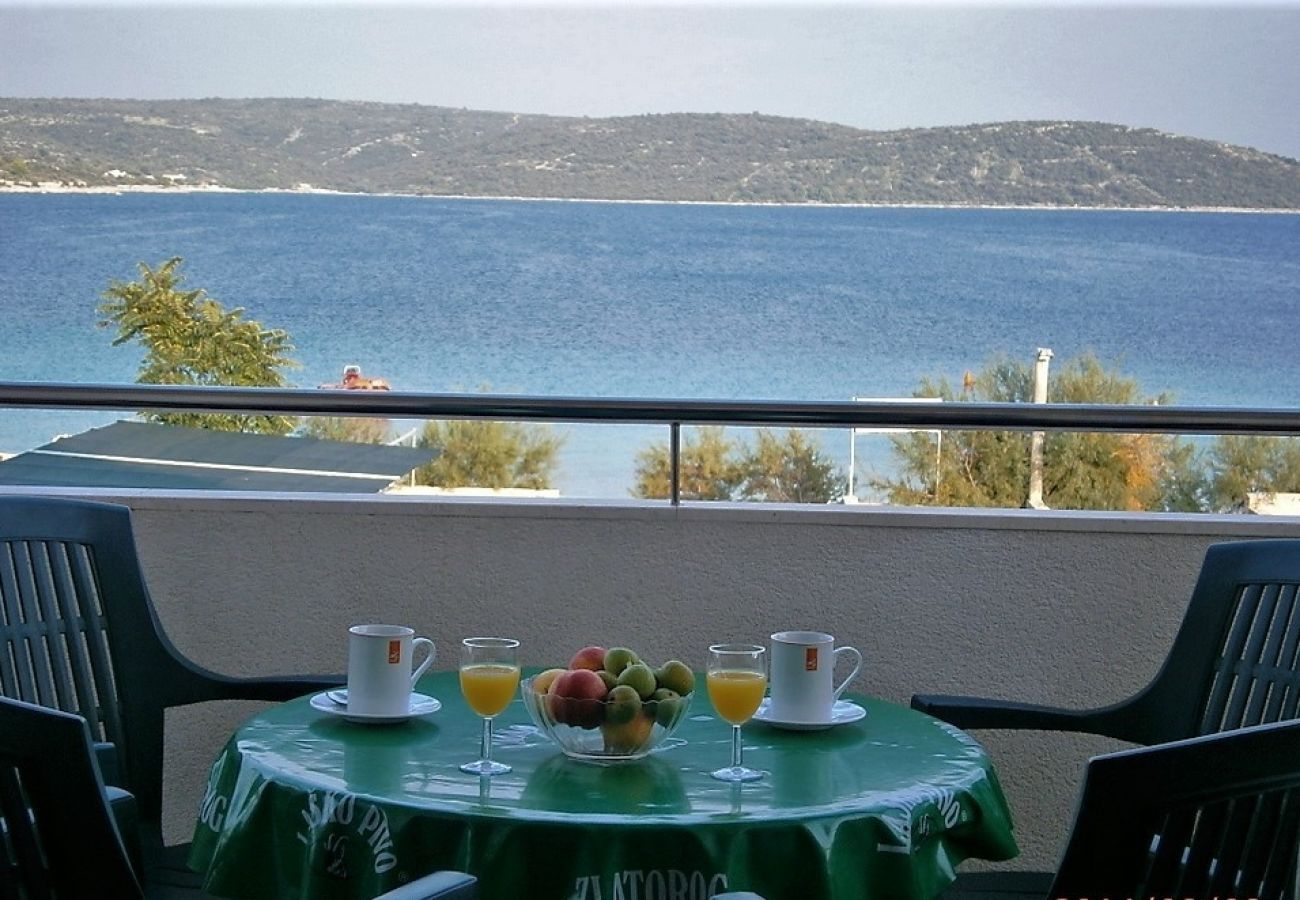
left=914, top=538, right=1300, bottom=897
left=0, top=695, right=478, bottom=900
left=0, top=495, right=343, bottom=877
left=1050, top=718, right=1300, bottom=898
left=942, top=720, right=1300, bottom=900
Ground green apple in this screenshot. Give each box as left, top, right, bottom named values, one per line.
left=605, top=684, right=642, bottom=725
left=617, top=662, right=657, bottom=700
left=655, top=659, right=695, bottom=697
left=650, top=688, right=682, bottom=728
left=603, top=646, right=641, bottom=677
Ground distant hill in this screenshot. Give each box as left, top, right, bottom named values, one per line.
left=2, top=98, right=1298, bottom=208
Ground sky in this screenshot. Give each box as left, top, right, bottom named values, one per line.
left=1, top=1, right=1298, bottom=160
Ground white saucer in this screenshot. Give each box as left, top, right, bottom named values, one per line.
left=752, top=698, right=866, bottom=731
left=309, top=691, right=442, bottom=724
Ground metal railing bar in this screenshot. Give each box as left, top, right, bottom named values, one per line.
left=3, top=382, right=1300, bottom=436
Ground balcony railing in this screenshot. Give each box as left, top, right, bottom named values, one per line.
left=4, top=380, right=1300, bottom=503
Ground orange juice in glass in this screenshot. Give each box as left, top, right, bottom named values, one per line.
left=707, top=669, right=767, bottom=725
left=459, top=637, right=520, bottom=776
left=460, top=662, right=521, bottom=717
left=706, top=643, right=767, bottom=782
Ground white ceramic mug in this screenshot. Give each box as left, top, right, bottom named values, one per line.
left=769, top=630, right=862, bottom=724
left=346, top=624, right=436, bottom=717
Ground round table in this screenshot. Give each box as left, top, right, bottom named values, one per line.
left=189, top=671, right=1017, bottom=900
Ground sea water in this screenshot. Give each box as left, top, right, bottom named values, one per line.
left=1, top=192, right=1297, bottom=496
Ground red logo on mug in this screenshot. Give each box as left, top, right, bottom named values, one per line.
left=805, top=648, right=818, bottom=671
left=388, top=640, right=402, bottom=664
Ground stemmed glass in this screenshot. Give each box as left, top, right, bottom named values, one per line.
left=459, top=637, right=521, bottom=776
left=706, top=643, right=767, bottom=782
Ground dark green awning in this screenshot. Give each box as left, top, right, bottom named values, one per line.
left=0, top=420, right=435, bottom=493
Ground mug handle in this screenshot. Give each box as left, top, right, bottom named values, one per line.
left=832, top=646, right=863, bottom=701
left=409, top=638, right=436, bottom=687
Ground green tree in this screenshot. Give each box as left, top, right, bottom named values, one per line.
left=738, top=429, right=845, bottom=503
left=876, top=358, right=1032, bottom=507
left=413, top=419, right=563, bottom=490
left=632, top=427, right=742, bottom=500
left=1154, top=439, right=1207, bottom=513
left=1204, top=436, right=1300, bottom=512
left=875, top=352, right=1200, bottom=511
left=632, top=427, right=845, bottom=503
left=98, top=257, right=298, bottom=434
left=302, top=416, right=392, bottom=445
left=1043, top=354, right=1189, bottom=512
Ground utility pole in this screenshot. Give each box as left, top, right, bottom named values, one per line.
left=1027, top=347, right=1052, bottom=510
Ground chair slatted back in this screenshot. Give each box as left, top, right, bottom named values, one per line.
left=1124, top=540, right=1300, bottom=744
left=1053, top=718, right=1300, bottom=900
left=0, top=497, right=191, bottom=827
left=1201, top=579, right=1300, bottom=733
left=0, top=536, right=124, bottom=746
left=1140, top=787, right=1300, bottom=898
left=0, top=695, right=143, bottom=899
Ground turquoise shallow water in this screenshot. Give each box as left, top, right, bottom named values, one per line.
left=2, top=193, right=1298, bottom=496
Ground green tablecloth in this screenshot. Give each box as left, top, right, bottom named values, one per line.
left=189, top=671, right=1017, bottom=900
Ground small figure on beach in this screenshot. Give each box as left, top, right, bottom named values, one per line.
left=319, top=364, right=390, bottom=390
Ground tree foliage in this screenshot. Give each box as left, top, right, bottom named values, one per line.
left=876, top=359, right=1032, bottom=508
left=1204, top=436, right=1300, bottom=512
left=738, top=429, right=847, bottom=503
left=413, top=419, right=563, bottom=490
left=302, top=416, right=393, bottom=445
left=633, top=427, right=743, bottom=501
left=874, top=353, right=1198, bottom=511
left=632, top=427, right=844, bottom=503
left=98, top=257, right=299, bottom=434
left=1044, top=355, right=1188, bottom=512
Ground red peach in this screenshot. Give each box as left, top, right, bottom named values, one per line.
left=548, top=668, right=608, bottom=728
left=568, top=646, right=608, bottom=671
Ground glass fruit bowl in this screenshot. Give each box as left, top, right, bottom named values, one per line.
left=520, top=674, right=693, bottom=762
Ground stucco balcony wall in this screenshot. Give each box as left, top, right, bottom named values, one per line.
left=16, top=488, right=1300, bottom=873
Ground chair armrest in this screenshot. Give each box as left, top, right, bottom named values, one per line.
left=95, top=740, right=122, bottom=787
left=163, top=661, right=345, bottom=707
left=211, top=673, right=345, bottom=703
left=374, top=871, right=478, bottom=900
left=910, top=694, right=1117, bottom=734
left=105, top=786, right=144, bottom=878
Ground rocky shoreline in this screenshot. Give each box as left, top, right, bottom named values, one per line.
left=2, top=182, right=1296, bottom=214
